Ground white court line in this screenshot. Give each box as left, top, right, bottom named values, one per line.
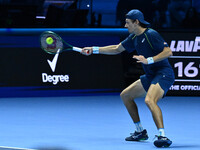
left=0, top=146, right=36, bottom=150
left=170, top=56, right=200, bottom=59
left=175, top=79, right=200, bottom=82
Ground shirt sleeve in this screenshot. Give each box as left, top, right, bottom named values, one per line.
left=148, top=29, right=169, bottom=53
left=121, top=33, right=136, bottom=53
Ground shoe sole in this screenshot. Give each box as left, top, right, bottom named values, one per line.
left=139, top=137, right=148, bottom=141
left=154, top=141, right=172, bottom=147
left=125, top=137, right=148, bottom=141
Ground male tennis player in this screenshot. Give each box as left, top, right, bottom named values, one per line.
left=81, top=9, right=174, bottom=148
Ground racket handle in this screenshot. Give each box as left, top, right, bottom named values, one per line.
left=72, top=47, right=82, bottom=52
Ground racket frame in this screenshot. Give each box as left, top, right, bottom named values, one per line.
left=40, top=31, right=82, bottom=54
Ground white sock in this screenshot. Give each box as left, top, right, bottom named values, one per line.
left=135, top=121, right=143, bottom=132
left=158, top=128, right=165, bottom=137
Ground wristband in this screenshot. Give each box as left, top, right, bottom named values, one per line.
left=147, top=57, right=154, bottom=64
left=92, top=46, right=99, bottom=54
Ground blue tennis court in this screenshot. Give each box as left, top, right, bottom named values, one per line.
left=0, top=95, right=199, bottom=150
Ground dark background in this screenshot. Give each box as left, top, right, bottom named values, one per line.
left=0, top=0, right=200, bottom=97
left=0, top=0, right=200, bottom=29
left=0, top=29, right=200, bottom=97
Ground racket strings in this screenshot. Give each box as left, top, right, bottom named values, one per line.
left=40, top=32, right=63, bottom=54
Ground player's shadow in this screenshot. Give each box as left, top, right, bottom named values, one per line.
left=34, top=147, right=71, bottom=150
left=170, top=144, right=200, bottom=148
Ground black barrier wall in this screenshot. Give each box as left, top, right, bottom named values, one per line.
left=161, top=31, right=200, bottom=96
left=0, top=28, right=200, bottom=97
left=0, top=29, right=126, bottom=97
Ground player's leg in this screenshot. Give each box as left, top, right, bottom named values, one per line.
left=145, top=83, right=164, bottom=129
left=120, top=79, right=148, bottom=141
left=145, top=83, right=172, bottom=147
left=120, top=79, right=146, bottom=123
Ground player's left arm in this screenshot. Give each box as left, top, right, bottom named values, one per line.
left=134, top=30, right=173, bottom=64
left=152, top=46, right=173, bottom=62
left=133, top=47, right=172, bottom=64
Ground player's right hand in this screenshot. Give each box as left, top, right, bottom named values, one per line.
left=81, top=47, right=93, bottom=56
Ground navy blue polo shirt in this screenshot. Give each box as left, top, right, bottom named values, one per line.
left=121, top=28, right=174, bottom=77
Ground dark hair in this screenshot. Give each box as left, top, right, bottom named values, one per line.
left=139, top=22, right=148, bottom=28
left=131, top=19, right=147, bottom=28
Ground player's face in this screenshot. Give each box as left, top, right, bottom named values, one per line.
left=125, top=19, right=137, bottom=34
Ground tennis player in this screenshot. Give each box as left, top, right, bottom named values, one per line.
left=81, top=9, right=175, bottom=148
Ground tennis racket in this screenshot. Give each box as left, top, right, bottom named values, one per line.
left=40, top=31, right=82, bottom=54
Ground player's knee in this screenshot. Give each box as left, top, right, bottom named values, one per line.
left=145, top=98, right=151, bottom=106
left=120, top=90, right=131, bottom=103
left=145, top=97, right=155, bottom=108
left=120, top=90, right=127, bottom=100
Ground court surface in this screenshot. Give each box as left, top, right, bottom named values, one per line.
left=0, top=95, right=199, bottom=150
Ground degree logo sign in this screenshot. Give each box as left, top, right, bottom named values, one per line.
left=47, top=50, right=59, bottom=72
left=42, top=49, right=70, bottom=85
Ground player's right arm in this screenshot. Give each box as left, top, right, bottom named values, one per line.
left=81, top=43, right=125, bottom=55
